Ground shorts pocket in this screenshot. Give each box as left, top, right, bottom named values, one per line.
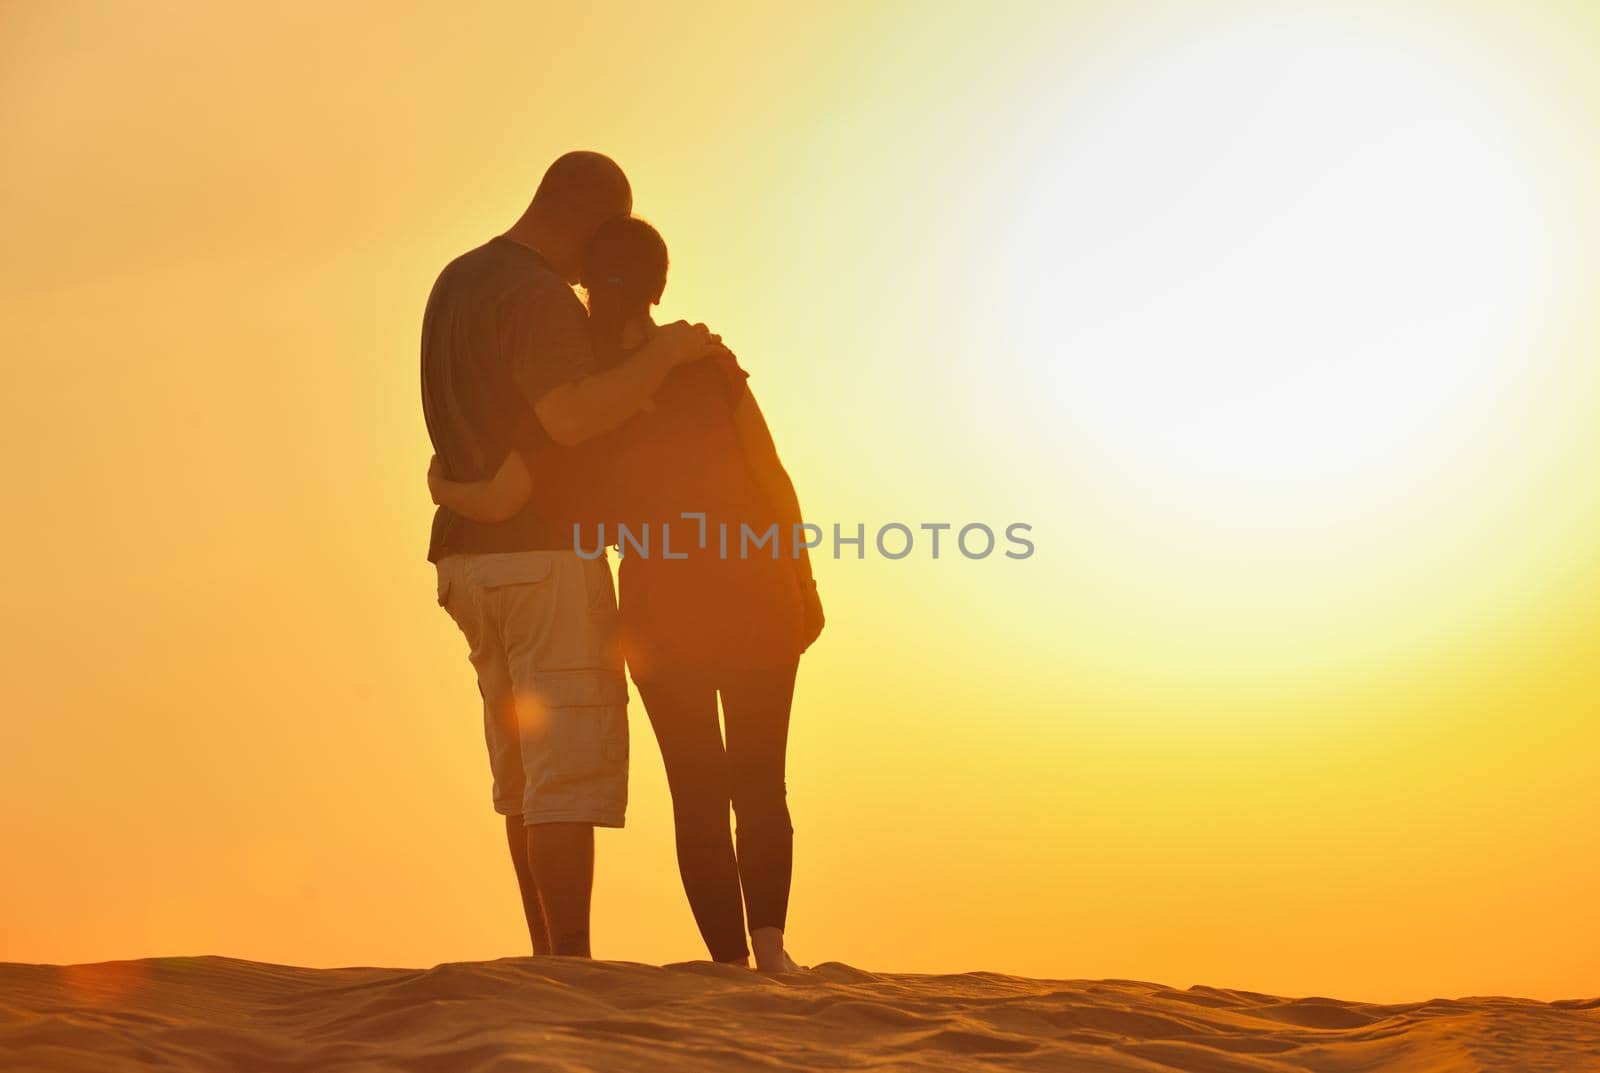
left=470, top=553, right=554, bottom=589
left=531, top=667, right=628, bottom=709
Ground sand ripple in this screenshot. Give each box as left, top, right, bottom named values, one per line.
left=1, top=956, right=1595, bottom=1072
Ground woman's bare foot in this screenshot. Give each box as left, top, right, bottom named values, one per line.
left=749, top=927, right=801, bottom=973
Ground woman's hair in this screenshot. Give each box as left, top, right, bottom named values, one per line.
left=580, top=216, right=669, bottom=367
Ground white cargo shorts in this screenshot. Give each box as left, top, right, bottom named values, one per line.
left=436, top=550, right=628, bottom=827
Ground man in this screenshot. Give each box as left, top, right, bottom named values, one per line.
left=421, top=151, right=716, bottom=956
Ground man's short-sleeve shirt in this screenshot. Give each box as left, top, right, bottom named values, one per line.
left=421, top=236, right=594, bottom=561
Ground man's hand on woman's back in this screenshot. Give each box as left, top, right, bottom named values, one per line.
left=656, top=320, right=721, bottom=365
left=534, top=322, right=721, bottom=446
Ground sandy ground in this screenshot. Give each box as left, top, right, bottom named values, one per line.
left=1, top=956, right=1595, bottom=1072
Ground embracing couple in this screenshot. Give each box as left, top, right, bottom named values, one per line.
left=421, top=151, right=823, bottom=973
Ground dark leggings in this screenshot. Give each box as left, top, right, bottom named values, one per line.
left=634, top=660, right=799, bottom=963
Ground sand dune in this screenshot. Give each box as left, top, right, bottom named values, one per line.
left=1, top=956, right=1595, bottom=1072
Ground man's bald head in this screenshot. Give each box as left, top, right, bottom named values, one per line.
left=533, top=151, right=631, bottom=216
left=514, top=151, right=633, bottom=283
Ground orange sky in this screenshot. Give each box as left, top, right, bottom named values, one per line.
left=3, top=1, right=1599, bottom=1002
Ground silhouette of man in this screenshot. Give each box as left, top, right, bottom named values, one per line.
left=422, top=152, right=716, bottom=956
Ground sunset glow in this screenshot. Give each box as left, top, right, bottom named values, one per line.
left=4, top=0, right=1599, bottom=1005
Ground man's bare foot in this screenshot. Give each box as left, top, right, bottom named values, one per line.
left=750, top=927, right=802, bottom=973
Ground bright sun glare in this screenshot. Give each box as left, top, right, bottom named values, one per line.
left=1002, top=14, right=1549, bottom=512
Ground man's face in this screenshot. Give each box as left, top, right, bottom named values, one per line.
left=560, top=192, right=633, bottom=284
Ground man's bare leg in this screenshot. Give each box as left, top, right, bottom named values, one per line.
left=505, top=814, right=552, bottom=954
left=526, top=822, right=594, bottom=956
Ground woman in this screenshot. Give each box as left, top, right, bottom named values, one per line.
left=429, top=216, right=823, bottom=972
